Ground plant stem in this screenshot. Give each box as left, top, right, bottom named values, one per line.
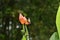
left=25, top=25, right=29, bottom=40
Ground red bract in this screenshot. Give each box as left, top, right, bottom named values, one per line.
left=19, top=13, right=30, bottom=25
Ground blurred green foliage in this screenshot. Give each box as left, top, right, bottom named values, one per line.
left=0, top=0, right=60, bottom=40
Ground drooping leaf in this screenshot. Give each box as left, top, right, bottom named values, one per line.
left=56, top=5, right=60, bottom=39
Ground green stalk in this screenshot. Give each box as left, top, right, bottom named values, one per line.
left=23, top=24, right=25, bottom=32
left=25, top=25, right=29, bottom=35
left=25, top=25, right=29, bottom=40
left=21, top=24, right=26, bottom=40
left=21, top=25, right=29, bottom=40
left=56, top=5, right=60, bottom=40
left=21, top=24, right=25, bottom=33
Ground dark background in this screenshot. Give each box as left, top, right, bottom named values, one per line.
left=0, top=0, right=60, bottom=40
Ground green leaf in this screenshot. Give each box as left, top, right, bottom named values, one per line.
left=56, top=5, right=60, bottom=39
left=50, top=32, right=59, bottom=40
